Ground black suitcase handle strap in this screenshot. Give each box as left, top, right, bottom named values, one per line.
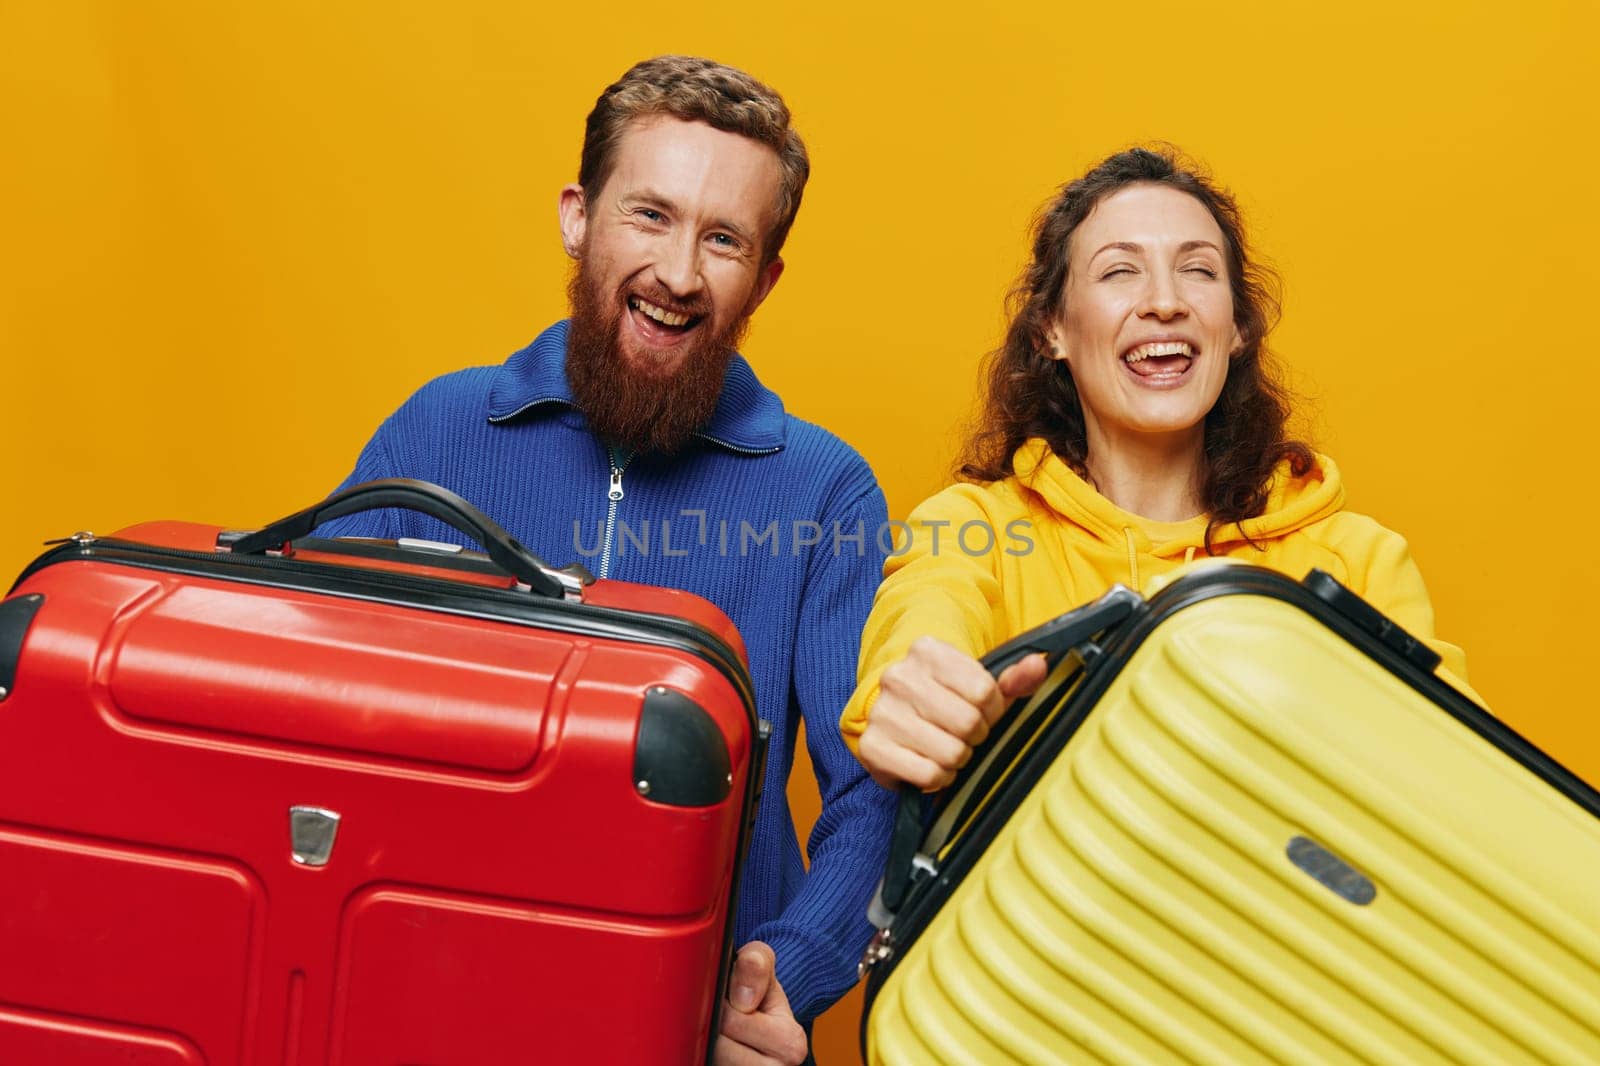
left=875, top=585, right=1142, bottom=916
left=223, top=479, right=587, bottom=601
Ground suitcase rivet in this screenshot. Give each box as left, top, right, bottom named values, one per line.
left=0, top=686, right=8, bottom=700
left=636, top=779, right=652, bottom=796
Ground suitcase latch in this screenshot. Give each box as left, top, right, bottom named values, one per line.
left=289, top=806, right=342, bottom=867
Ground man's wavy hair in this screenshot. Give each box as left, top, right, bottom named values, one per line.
left=579, top=55, right=809, bottom=263
left=959, top=146, right=1314, bottom=550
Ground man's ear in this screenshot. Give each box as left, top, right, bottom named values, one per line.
left=557, top=184, right=587, bottom=259
left=745, top=256, right=785, bottom=315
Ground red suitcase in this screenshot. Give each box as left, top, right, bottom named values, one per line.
left=0, top=480, right=765, bottom=1066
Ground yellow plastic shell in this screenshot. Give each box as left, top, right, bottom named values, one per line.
left=867, top=593, right=1600, bottom=1065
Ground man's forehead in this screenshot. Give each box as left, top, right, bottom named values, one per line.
left=604, top=115, right=783, bottom=230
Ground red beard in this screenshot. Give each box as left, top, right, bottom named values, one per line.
left=565, top=264, right=750, bottom=455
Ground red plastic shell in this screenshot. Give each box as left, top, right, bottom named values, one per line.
left=0, top=522, right=756, bottom=1065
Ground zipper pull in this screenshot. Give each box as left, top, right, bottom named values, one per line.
left=43, top=531, right=97, bottom=547
left=608, top=467, right=625, bottom=502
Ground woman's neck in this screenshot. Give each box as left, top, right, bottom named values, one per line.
left=1083, top=423, right=1206, bottom=522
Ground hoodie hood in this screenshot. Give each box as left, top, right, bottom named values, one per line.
left=1011, top=437, right=1346, bottom=558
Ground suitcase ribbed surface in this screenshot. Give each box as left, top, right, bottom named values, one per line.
left=868, top=594, right=1600, bottom=1065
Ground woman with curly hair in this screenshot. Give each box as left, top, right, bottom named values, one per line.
left=841, top=147, right=1467, bottom=790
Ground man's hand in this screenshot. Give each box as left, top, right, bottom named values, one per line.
left=857, top=637, right=1049, bottom=790
left=713, top=941, right=808, bottom=1066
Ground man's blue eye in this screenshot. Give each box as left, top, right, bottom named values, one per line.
left=640, top=209, right=663, bottom=222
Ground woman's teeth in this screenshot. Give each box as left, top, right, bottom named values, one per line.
left=1124, top=340, right=1193, bottom=363
left=630, top=297, right=692, bottom=328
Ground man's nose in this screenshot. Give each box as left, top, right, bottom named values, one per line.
left=652, top=232, right=703, bottom=299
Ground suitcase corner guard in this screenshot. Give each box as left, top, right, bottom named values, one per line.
left=633, top=686, right=733, bottom=807
left=0, top=592, right=45, bottom=702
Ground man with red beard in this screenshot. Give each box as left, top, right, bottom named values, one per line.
left=318, top=57, right=894, bottom=1063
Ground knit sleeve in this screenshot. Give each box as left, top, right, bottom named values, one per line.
left=747, top=483, right=896, bottom=1026
left=838, top=484, right=1011, bottom=754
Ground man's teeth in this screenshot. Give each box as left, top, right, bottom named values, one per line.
left=632, top=297, right=692, bottom=328
left=1124, top=340, right=1194, bottom=363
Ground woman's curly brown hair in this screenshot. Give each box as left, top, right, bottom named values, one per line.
left=959, top=146, right=1313, bottom=550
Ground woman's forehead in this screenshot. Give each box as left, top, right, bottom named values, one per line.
left=1071, top=183, right=1226, bottom=261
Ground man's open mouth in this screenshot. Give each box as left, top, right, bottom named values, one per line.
left=627, top=295, right=705, bottom=340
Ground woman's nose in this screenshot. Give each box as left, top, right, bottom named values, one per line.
left=1138, top=272, right=1186, bottom=320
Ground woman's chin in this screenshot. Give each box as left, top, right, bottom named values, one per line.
left=1097, top=383, right=1224, bottom=443
left=1102, top=408, right=1210, bottom=445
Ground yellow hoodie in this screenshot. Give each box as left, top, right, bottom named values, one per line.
left=840, top=439, right=1469, bottom=750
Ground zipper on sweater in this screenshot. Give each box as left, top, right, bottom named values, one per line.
left=693, top=433, right=781, bottom=458
left=599, top=444, right=634, bottom=579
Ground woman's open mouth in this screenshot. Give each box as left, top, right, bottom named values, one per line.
left=1122, top=340, right=1195, bottom=386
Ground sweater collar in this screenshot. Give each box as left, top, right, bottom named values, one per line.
left=485, top=319, right=788, bottom=454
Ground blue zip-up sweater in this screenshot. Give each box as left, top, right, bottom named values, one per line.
left=318, top=321, right=895, bottom=1025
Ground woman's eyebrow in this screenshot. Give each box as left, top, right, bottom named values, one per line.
left=1090, top=240, right=1144, bottom=260
left=1090, top=239, right=1224, bottom=258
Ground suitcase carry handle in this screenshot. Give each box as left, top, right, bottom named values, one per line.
left=1303, top=569, right=1442, bottom=672
left=875, top=585, right=1141, bottom=917
left=224, top=478, right=587, bottom=600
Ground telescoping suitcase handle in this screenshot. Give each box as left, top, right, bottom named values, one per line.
left=875, top=585, right=1142, bottom=917
left=223, top=478, right=589, bottom=601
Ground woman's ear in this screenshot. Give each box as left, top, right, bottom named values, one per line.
left=1229, top=322, right=1245, bottom=358
left=1044, top=322, right=1069, bottom=362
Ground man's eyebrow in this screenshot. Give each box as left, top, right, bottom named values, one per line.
left=625, top=190, right=757, bottom=247
left=627, top=190, right=680, bottom=214
left=709, top=217, right=756, bottom=246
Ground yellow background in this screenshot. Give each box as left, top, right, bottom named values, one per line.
left=3, top=2, right=1596, bottom=1061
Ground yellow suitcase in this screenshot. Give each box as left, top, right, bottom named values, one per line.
left=860, top=565, right=1600, bottom=1065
